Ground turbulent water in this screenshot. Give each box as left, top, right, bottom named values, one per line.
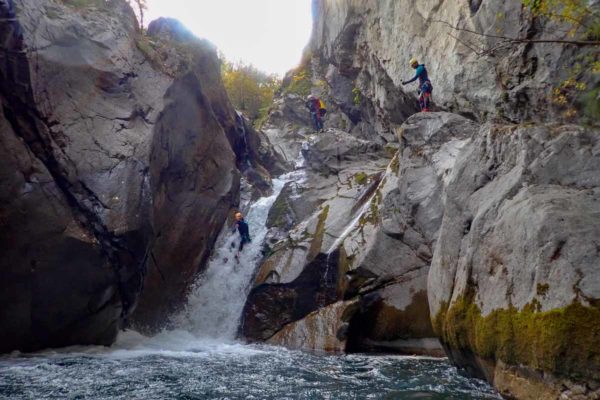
left=173, top=173, right=290, bottom=339
left=0, top=162, right=500, bottom=399
left=0, top=334, right=500, bottom=399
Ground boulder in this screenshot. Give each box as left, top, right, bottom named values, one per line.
left=244, top=112, right=478, bottom=355
left=241, top=249, right=348, bottom=341
left=267, top=300, right=358, bottom=352
left=429, top=122, right=600, bottom=396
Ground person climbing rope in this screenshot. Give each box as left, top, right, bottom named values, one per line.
left=232, top=212, right=251, bottom=260
left=402, top=58, right=433, bottom=112
left=305, top=94, right=326, bottom=132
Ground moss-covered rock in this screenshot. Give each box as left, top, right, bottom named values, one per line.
left=434, top=288, right=600, bottom=383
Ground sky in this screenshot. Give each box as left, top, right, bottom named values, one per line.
left=145, top=0, right=313, bottom=76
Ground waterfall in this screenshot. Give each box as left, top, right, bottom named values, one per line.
left=173, top=159, right=305, bottom=341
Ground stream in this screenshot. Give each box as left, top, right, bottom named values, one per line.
left=0, top=164, right=500, bottom=400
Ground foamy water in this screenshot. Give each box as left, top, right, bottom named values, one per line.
left=0, top=161, right=500, bottom=399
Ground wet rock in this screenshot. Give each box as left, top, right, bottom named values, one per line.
left=133, top=69, right=239, bottom=330
left=246, top=113, right=476, bottom=355
left=241, top=249, right=348, bottom=342
left=266, top=300, right=358, bottom=352
left=429, top=123, right=600, bottom=394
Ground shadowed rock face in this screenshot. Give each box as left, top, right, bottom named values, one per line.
left=241, top=250, right=347, bottom=342
left=0, top=1, right=276, bottom=351
left=0, top=0, right=158, bottom=353
left=132, top=70, right=239, bottom=331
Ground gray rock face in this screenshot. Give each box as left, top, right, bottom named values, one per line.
left=242, top=112, right=475, bottom=355
left=311, top=0, right=598, bottom=125
left=0, top=1, right=271, bottom=351
left=337, top=112, right=476, bottom=354
left=0, top=0, right=160, bottom=352
left=428, top=122, right=600, bottom=395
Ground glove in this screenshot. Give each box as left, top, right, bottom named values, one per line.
left=401, top=81, right=406, bottom=85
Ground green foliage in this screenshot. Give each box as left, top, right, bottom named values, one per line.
left=580, top=86, right=600, bottom=122
left=221, top=60, right=281, bottom=122
left=434, top=287, right=600, bottom=382
left=352, top=87, right=362, bottom=106
left=389, top=153, right=400, bottom=175
left=285, top=67, right=312, bottom=97
left=278, top=51, right=317, bottom=97
left=522, top=0, right=600, bottom=39
left=354, top=172, right=368, bottom=185
left=537, top=283, right=550, bottom=296
left=520, top=1, right=600, bottom=125
left=550, top=55, right=600, bottom=122
left=135, top=32, right=199, bottom=77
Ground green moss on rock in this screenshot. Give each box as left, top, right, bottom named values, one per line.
left=434, top=289, right=600, bottom=382
left=354, top=172, right=368, bottom=185
left=307, top=205, right=330, bottom=261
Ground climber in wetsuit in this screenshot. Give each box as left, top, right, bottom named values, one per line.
left=305, top=94, right=325, bottom=132
left=234, top=212, right=251, bottom=252
left=402, top=58, right=433, bottom=112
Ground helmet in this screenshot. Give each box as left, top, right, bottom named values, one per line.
left=306, top=94, right=315, bottom=100
left=409, top=58, right=418, bottom=67
left=235, top=212, right=243, bottom=219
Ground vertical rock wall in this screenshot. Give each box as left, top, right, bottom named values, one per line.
left=0, top=1, right=275, bottom=351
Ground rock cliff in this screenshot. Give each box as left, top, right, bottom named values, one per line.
left=241, top=0, right=600, bottom=398
left=429, top=121, right=600, bottom=398
left=0, top=0, right=274, bottom=351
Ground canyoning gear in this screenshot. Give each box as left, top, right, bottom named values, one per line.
left=409, top=58, right=419, bottom=67
left=235, top=212, right=243, bottom=220
left=419, top=81, right=433, bottom=111
left=318, top=99, right=327, bottom=118
left=403, top=64, right=430, bottom=87
left=235, top=218, right=251, bottom=252
left=402, top=63, right=433, bottom=112
left=305, top=96, right=325, bottom=132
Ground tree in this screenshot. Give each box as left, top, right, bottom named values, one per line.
left=221, top=60, right=281, bottom=124
left=433, top=0, right=599, bottom=122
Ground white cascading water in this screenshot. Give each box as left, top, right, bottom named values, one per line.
left=172, top=155, right=306, bottom=341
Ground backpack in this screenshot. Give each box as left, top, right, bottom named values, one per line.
left=318, top=99, right=327, bottom=116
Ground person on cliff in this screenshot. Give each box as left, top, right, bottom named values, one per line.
left=305, top=94, right=326, bottom=132
left=402, top=58, right=433, bottom=112
left=232, top=212, right=251, bottom=260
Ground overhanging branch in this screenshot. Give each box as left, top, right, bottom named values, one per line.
left=432, top=19, right=600, bottom=47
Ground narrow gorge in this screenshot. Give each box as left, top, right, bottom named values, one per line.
left=1, top=0, right=598, bottom=399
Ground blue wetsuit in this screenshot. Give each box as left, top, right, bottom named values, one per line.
left=236, top=219, right=251, bottom=251
left=405, top=65, right=430, bottom=86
